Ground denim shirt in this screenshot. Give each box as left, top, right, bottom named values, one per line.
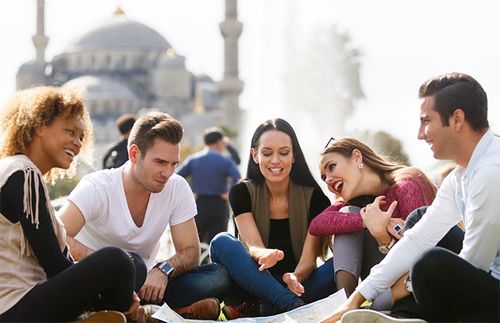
left=358, top=131, right=500, bottom=300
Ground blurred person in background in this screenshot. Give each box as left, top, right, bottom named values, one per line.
left=102, top=113, right=136, bottom=169
left=177, top=127, right=241, bottom=245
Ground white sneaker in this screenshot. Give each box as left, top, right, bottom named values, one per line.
left=341, top=309, right=427, bottom=323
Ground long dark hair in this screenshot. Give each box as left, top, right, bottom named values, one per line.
left=246, top=118, right=321, bottom=191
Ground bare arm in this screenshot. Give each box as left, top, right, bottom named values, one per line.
left=58, top=201, right=94, bottom=261
left=138, top=218, right=200, bottom=304
left=294, top=233, right=320, bottom=280
left=168, top=218, right=200, bottom=277
left=235, top=212, right=284, bottom=270
left=283, top=232, right=321, bottom=296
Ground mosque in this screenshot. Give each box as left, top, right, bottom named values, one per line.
left=16, top=0, right=244, bottom=160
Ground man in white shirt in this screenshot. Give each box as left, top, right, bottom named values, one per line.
left=325, top=73, right=499, bottom=323
left=59, top=112, right=231, bottom=320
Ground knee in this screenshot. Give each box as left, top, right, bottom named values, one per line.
left=404, top=206, right=429, bottom=230
left=412, top=247, right=452, bottom=283
left=96, top=246, right=135, bottom=277
left=209, top=232, right=237, bottom=261
left=128, top=252, right=147, bottom=281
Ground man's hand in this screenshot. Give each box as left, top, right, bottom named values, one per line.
left=220, top=192, right=229, bottom=202
left=124, top=292, right=144, bottom=322
left=283, top=272, right=304, bottom=296
left=256, top=248, right=284, bottom=271
left=138, top=268, right=168, bottom=304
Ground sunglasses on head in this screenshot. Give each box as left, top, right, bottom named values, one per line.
left=324, top=137, right=335, bottom=149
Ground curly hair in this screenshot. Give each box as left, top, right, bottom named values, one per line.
left=0, top=86, right=94, bottom=182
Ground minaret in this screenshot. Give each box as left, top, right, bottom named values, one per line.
left=218, top=0, right=244, bottom=129
left=32, top=0, right=49, bottom=62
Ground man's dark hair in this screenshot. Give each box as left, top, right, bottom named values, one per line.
left=246, top=118, right=322, bottom=191
left=116, top=113, right=136, bottom=135
left=418, top=72, right=488, bottom=130
left=128, top=112, right=183, bottom=156
left=204, top=127, right=224, bottom=145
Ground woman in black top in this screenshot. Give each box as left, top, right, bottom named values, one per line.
left=0, top=87, right=140, bottom=322
left=210, top=118, right=336, bottom=318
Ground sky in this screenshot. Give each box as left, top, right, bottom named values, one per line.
left=1, top=0, right=500, bottom=179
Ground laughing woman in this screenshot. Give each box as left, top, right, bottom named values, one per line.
left=308, top=137, right=437, bottom=304
left=210, top=118, right=334, bottom=318
left=0, top=87, right=139, bottom=322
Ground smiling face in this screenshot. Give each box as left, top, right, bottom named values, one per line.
left=319, top=151, right=363, bottom=201
left=130, top=138, right=180, bottom=193
left=418, top=95, right=456, bottom=160
left=251, top=130, right=294, bottom=184
left=37, top=115, right=84, bottom=172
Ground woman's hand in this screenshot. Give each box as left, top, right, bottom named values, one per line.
left=256, top=248, right=284, bottom=271
left=321, top=291, right=365, bottom=323
left=283, top=272, right=305, bottom=296
left=361, top=196, right=397, bottom=244
left=387, top=218, right=405, bottom=240
left=391, top=272, right=410, bottom=304
left=124, top=292, right=145, bottom=323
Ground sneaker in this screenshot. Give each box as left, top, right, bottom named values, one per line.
left=341, top=309, right=428, bottom=323
left=174, top=297, right=221, bottom=320
left=76, top=310, right=126, bottom=323
left=222, top=300, right=262, bottom=319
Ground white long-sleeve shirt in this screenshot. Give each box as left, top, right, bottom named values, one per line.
left=358, top=131, right=500, bottom=300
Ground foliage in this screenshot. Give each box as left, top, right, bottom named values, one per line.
left=47, top=175, right=81, bottom=200
left=363, top=130, right=411, bottom=165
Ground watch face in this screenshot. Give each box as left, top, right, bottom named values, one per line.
left=156, top=261, right=174, bottom=278
left=161, top=262, right=174, bottom=277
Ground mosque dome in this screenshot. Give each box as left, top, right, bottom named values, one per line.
left=156, top=49, right=186, bottom=68
left=61, top=75, right=138, bottom=101
left=63, top=13, right=171, bottom=53
left=18, top=59, right=45, bottom=73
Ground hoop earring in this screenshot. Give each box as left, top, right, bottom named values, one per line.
left=358, top=163, right=364, bottom=169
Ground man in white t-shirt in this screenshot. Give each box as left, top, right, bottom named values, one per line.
left=59, top=112, right=231, bottom=320
left=324, top=73, right=499, bottom=323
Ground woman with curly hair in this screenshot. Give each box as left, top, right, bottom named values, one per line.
left=0, top=86, right=139, bottom=322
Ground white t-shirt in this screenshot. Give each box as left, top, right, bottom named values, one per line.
left=68, top=166, right=197, bottom=270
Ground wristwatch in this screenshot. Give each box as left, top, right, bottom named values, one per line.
left=154, top=261, right=174, bottom=278
left=378, top=238, right=396, bottom=254
left=404, top=275, right=413, bottom=293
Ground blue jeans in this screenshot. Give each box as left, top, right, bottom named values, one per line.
left=132, top=255, right=231, bottom=308
left=210, top=232, right=336, bottom=312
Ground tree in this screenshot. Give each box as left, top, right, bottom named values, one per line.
left=363, top=130, right=411, bottom=165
